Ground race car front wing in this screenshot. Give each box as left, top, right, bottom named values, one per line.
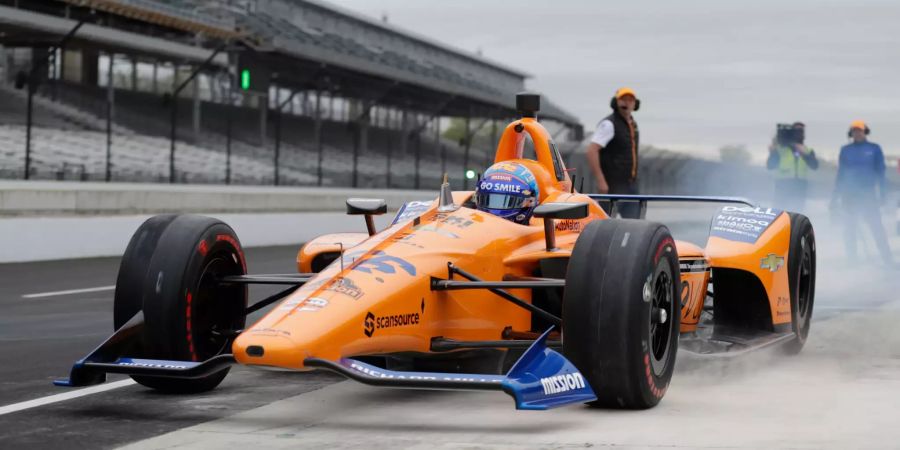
left=306, top=328, right=596, bottom=410
left=55, top=319, right=595, bottom=410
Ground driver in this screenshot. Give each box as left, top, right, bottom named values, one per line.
left=474, top=162, right=539, bottom=225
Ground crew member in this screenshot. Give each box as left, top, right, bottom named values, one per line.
left=586, top=87, right=641, bottom=218
left=832, top=120, right=893, bottom=264
left=767, top=122, right=819, bottom=212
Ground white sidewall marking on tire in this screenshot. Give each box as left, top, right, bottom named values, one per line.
left=155, top=271, right=164, bottom=294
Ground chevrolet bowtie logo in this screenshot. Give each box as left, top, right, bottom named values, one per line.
left=760, top=253, right=784, bottom=272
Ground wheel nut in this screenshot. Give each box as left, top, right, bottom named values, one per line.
left=653, top=307, right=668, bottom=324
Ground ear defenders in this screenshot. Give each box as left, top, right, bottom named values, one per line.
left=610, top=96, right=640, bottom=111
left=847, top=125, right=871, bottom=137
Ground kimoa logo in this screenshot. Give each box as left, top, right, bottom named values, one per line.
left=540, top=372, right=586, bottom=395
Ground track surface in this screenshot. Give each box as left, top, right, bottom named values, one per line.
left=0, top=246, right=341, bottom=449
left=2, top=214, right=899, bottom=448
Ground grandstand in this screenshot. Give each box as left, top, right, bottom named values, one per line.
left=0, top=0, right=583, bottom=188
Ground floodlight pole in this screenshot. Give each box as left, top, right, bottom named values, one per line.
left=23, top=19, right=86, bottom=180
left=105, top=54, right=114, bottom=181
left=169, top=42, right=227, bottom=183
left=274, top=89, right=297, bottom=186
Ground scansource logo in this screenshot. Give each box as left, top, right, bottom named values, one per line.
left=363, top=310, right=420, bottom=337
left=540, top=373, right=586, bottom=395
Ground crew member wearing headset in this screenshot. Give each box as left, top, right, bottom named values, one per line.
left=585, top=87, right=641, bottom=218
left=832, top=120, right=893, bottom=265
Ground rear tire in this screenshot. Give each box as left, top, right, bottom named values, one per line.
left=784, top=213, right=815, bottom=354
left=563, top=219, right=680, bottom=409
left=114, top=215, right=248, bottom=393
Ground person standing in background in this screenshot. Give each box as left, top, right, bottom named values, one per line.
left=767, top=122, right=819, bottom=213
left=832, top=120, right=893, bottom=265
left=585, top=87, right=641, bottom=218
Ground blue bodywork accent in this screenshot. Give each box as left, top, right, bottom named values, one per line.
left=308, top=327, right=596, bottom=410
left=501, top=328, right=597, bottom=410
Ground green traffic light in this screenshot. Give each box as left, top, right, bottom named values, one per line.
left=240, top=69, right=250, bottom=90
left=465, top=170, right=476, bottom=180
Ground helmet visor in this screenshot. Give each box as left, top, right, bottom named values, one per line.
left=476, top=192, right=527, bottom=210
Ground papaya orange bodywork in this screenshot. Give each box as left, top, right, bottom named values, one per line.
left=231, top=116, right=796, bottom=371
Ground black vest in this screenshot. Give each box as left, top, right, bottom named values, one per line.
left=599, top=112, right=639, bottom=184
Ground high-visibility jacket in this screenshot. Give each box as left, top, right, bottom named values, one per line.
left=767, top=144, right=818, bottom=179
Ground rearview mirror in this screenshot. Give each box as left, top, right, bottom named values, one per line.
left=533, top=202, right=589, bottom=251
left=533, top=202, right=589, bottom=220
left=346, top=198, right=387, bottom=216
left=346, top=198, right=387, bottom=236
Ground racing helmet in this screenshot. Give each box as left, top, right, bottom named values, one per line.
left=475, top=162, right=539, bottom=225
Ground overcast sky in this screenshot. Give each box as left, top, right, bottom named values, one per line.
left=327, top=0, right=899, bottom=163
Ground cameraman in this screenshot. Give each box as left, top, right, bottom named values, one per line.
left=767, top=122, right=819, bottom=212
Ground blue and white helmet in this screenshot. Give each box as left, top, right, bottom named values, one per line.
left=475, top=162, right=539, bottom=225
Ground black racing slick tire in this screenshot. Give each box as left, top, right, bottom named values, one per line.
left=114, top=215, right=248, bottom=393
left=784, top=213, right=816, bottom=354
left=114, top=214, right=178, bottom=328
left=563, top=219, right=680, bottom=409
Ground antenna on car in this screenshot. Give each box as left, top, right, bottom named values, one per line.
left=438, top=173, right=458, bottom=212
left=579, top=177, right=585, bottom=193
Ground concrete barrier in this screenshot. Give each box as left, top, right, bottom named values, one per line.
left=0, top=180, right=438, bottom=216
left=0, top=212, right=395, bottom=263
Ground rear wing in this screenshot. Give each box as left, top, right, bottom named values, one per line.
left=587, top=194, right=756, bottom=219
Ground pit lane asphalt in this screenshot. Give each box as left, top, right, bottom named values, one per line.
left=0, top=245, right=343, bottom=449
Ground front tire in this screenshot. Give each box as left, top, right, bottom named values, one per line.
left=784, top=213, right=815, bottom=354
left=563, top=219, right=680, bottom=409
left=114, top=215, right=248, bottom=393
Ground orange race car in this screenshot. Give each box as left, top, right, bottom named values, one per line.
left=56, top=94, right=816, bottom=410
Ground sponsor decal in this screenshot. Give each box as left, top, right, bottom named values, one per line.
left=540, top=373, right=586, bottom=395
left=119, top=361, right=190, bottom=369
left=488, top=174, right=512, bottom=182
left=411, top=223, right=459, bottom=239
left=555, top=219, right=582, bottom=232
left=478, top=181, right=523, bottom=193
left=249, top=328, right=291, bottom=337
left=679, top=259, right=709, bottom=272
left=391, top=200, right=434, bottom=225
left=352, top=251, right=416, bottom=277
left=279, top=297, right=328, bottom=312
left=483, top=163, right=537, bottom=190
left=364, top=310, right=421, bottom=337
left=760, top=253, right=785, bottom=272
left=323, top=277, right=364, bottom=300
left=434, top=213, right=474, bottom=229
left=777, top=296, right=790, bottom=307
left=347, top=361, right=502, bottom=383
left=710, top=206, right=782, bottom=243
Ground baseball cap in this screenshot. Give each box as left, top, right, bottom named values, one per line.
left=615, top=87, right=637, bottom=99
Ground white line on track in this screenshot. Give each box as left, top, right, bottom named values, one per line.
left=22, top=285, right=115, bottom=299
left=0, top=379, right=135, bottom=416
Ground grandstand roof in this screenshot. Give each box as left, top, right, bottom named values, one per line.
left=241, top=0, right=580, bottom=125
left=0, top=0, right=580, bottom=127
left=0, top=5, right=229, bottom=65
